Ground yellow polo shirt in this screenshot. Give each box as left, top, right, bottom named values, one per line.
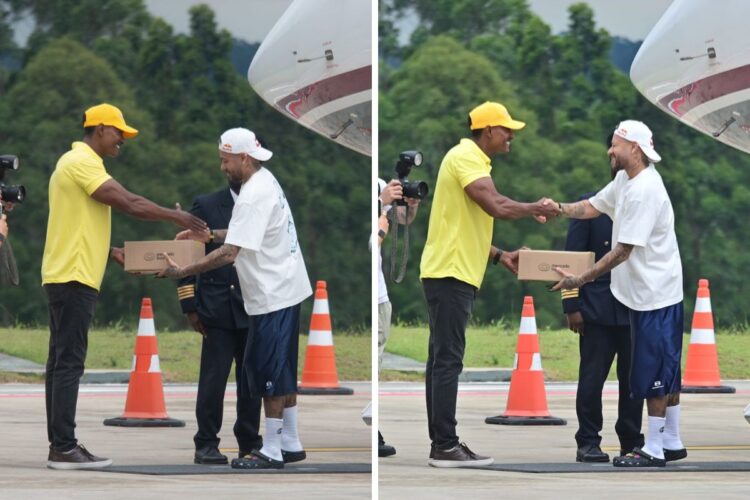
left=420, top=138, right=493, bottom=289
left=41, top=142, right=112, bottom=291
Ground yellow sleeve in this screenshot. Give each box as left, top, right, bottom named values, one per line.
left=65, top=158, right=112, bottom=195
left=451, top=152, right=490, bottom=189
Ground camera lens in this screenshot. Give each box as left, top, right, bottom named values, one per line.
left=0, top=185, right=25, bottom=203
left=403, top=180, right=428, bottom=200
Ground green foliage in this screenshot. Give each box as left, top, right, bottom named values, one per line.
left=0, top=2, right=370, bottom=331
left=382, top=0, right=750, bottom=329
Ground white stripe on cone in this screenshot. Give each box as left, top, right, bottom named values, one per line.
left=530, top=353, right=543, bottom=371
left=137, top=318, right=156, bottom=336
left=312, top=300, right=330, bottom=315
left=148, top=354, right=161, bottom=373
left=519, top=317, right=537, bottom=335
left=695, top=297, right=712, bottom=313
left=513, top=353, right=518, bottom=370
left=690, top=328, right=716, bottom=345
left=131, top=355, right=136, bottom=372
left=309, top=330, right=333, bottom=346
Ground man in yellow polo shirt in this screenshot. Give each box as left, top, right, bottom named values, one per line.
left=420, top=101, right=560, bottom=468
left=41, top=103, right=206, bottom=470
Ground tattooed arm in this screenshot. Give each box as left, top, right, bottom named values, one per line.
left=559, top=199, right=602, bottom=219
left=549, top=242, right=634, bottom=291
left=157, top=243, right=240, bottom=279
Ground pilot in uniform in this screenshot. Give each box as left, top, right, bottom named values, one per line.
left=562, top=193, right=644, bottom=462
left=177, top=184, right=263, bottom=464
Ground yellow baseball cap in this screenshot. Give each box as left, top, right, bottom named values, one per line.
left=83, top=103, right=139, bottom=138
left=469, top=101, right=526, bottom=130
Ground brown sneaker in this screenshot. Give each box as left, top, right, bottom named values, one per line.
left=47, top=444, right=112, bottom=470
left=428, top=442, right=493, bottom=468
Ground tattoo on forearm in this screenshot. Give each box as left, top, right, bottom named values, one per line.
left=562, top=201, right=586, bottom=218
left=185, top=244, right=236, bottom=276
left=577, top=243, right=632, bottom=285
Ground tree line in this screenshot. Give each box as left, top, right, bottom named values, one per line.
left=0, top=0, right=370, bottom=332
left=379, top=0, right=750, bottom=329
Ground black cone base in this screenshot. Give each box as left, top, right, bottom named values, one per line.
left=681, top=385, right=736, bottom=394
left=103, top=416, right=185, bottom=427
left=485, top=415, right=567, bottom=426
left=297, top=386, right=354, bottom=395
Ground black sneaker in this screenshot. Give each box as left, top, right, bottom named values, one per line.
left=576, top=444, right=610, bottom=463
left=378, top=431, right=396, bottom=458
left=194, top=446, right=228, bottom=465
left=664, top=447, right=687, bottom=462
left=47, top=444, right=112, bottom=470
left=428, top=442, right=493, bottom=468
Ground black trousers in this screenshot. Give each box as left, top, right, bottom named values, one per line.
left=575, top=322, right=644, bottom=451
left=423, top=278, right=476, bottom=450
left=44, top=282, right=98, bottom=452
left=194, top=326, right=262, bottom=451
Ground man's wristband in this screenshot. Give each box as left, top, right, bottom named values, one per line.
left=0, top=233, right=5, bottom=243
left=492, top=249, right=503, bottom=265
left=378, top=229, right=386, bottom=239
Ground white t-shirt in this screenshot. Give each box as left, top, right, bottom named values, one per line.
left=589, top=165, right=683, bottom=311
left=377, top=178, right=389, bottom=305
left=226, top=168, right=312, bottom=315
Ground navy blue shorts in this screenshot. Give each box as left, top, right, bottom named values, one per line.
left=244, top=303, right=301, bottom=398
left=629, top=302, right=684, bottom=399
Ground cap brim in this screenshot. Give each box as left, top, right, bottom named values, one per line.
left=638, top=144, right=661, bottom=163
left=117, top=125, right=138, bottom=139
left=249, top=147, right=273, bottom=161
left=505, top=119, right=526, bottom=130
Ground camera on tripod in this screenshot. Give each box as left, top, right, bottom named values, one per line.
left=0, top=155, right=25, bottom=213
left=394, top=151, right=428, bottom=205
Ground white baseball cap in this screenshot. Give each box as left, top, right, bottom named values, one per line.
left=613, top=120, right=661, bottom=163
left=218, top=128, right=273, bottom=161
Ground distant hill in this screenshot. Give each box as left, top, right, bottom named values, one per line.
left=610, top=36, right=642, bottom=74
left=230, top=39, right=260, bottom=76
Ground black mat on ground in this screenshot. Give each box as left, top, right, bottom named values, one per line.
left=93, top=462, right=371, bottom=475
left=469, top=461, right=750, bottom=473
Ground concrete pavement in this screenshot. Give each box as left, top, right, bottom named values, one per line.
left=0, top=382, right=372, bottom=499
left=379, top=380, right=750, bottom=499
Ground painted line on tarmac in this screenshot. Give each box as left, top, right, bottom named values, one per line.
left=381, top=388, right=750, bottom=397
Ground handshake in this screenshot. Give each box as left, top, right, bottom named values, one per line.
left=531, top=197, right=562, bottom=223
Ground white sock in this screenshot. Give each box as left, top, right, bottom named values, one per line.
left=663, top=405, right=684, bottom=450
left=641, top=416, right=666, bottom=459
left=281, top=406, right=303, bottom=452
left=259, top=418, right=283, bottom=461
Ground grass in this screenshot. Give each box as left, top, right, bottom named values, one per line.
left=0, top=327, right=371, bottom=383
left=384, top=325, right=750, bottom=381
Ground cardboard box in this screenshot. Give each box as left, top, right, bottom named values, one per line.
left=124, top=240, right=205, bottom=274
left=517, top=249, right=595, bottom=281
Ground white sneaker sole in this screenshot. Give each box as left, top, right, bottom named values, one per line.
left=428, top=457, right=494, bottom=468
left=47, top=458, right=113, bottom=470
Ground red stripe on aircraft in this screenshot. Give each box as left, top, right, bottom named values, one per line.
left=276, top=65, right=371, bottom=118
left=658, top=63, right=750, bottom=117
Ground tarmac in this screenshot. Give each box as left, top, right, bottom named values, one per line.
left=379, top=380, right=750, bottom=500
left=0, top=381, right=372, bottom=499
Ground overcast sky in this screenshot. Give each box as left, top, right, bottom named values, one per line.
left=527, top=0, right=673, bottom=40
left=143, top=0, right=672, bottom=44
left=11, top=1, right=673, bottom=46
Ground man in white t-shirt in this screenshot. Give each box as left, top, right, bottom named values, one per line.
left=160, top=128, right=312, bottom=470
left=549, top=120, right=685, bottom=468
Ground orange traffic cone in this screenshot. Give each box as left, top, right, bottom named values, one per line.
left=486, top=296, right=566, bottom=425
left=298, top=281, right=353, bottom=395
left=104, top=298, right=185, bottom=427
left=682, top=279, right=735, bottom=393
